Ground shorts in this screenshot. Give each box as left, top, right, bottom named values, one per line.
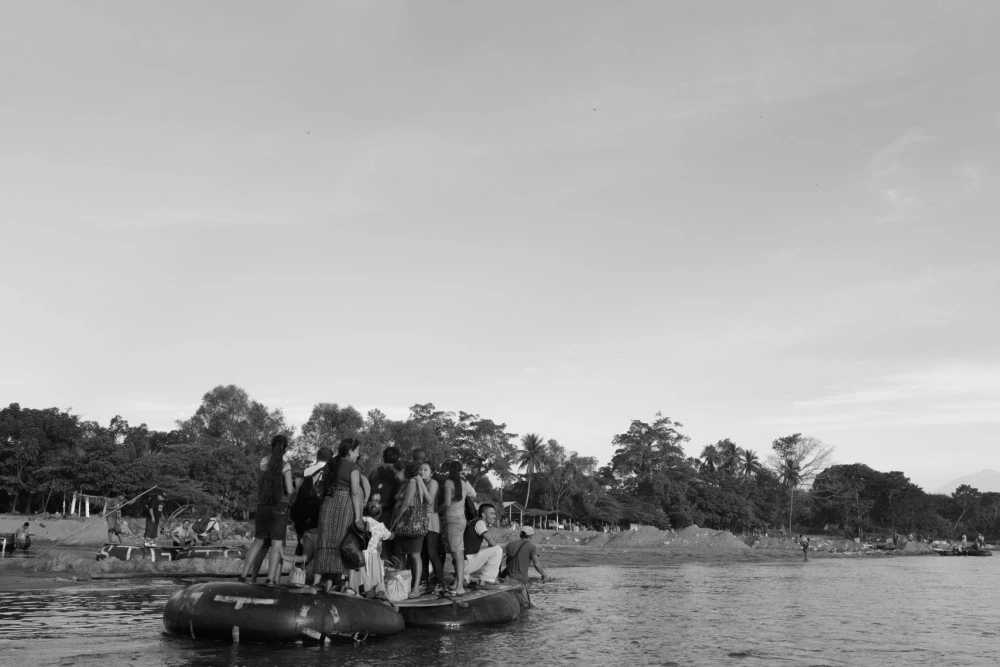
left=254, top=503, right=289, bottom=541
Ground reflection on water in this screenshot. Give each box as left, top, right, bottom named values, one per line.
left=1, top=558, right=999, bottom=666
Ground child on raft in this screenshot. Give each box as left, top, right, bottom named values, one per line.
left=347, top=500, right=394, bottom=603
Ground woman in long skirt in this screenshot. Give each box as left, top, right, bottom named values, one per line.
left=314, top=438, right=364, bottom=592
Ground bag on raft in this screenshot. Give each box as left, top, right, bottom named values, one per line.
left=341, top=524, right=369, bottom=570
left=395, top=498, right=429, bottom=538
left=385, top=568, right=411, bottom=602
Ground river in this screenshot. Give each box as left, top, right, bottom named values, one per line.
left=0, top=556, right=997, bottom=666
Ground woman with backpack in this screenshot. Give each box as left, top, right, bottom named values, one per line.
left=239, top=434, right=294, bottom=586
left=314, top=438, right=365, bottom=593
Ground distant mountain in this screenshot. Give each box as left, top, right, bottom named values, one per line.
left=935, top=469, right=1000, bottom=495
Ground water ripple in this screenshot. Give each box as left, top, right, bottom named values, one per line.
left=1, top=558, right=999, bottom=665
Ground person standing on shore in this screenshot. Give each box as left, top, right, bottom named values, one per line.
left=106, top=500, right=123, bottom=544
left=144, top=493, right=165, bottom=546
left=798, top=534, right=810, bottom=560
left=13, top=522, right=31, bottom=550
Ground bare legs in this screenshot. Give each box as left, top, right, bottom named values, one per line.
left=451, top=548, right=466, bottom=594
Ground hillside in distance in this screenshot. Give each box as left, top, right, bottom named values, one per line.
left=935, top=469, right=1000, bottom=495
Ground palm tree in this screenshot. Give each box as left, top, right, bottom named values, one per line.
left=699, top=444, right=721, bottom=474
left=517, top=433, right=546, bottom=509
left=717, top=439, right=741, bottom=477
left=739, top=449, right=762, bottom=480
left=779, top=458, right=802, bottom=533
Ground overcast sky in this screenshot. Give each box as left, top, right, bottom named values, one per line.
left=2, top=1, right=998, bottom=492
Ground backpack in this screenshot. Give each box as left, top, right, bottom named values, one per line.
left=192, top=518, right=208, bottom=534
left=290, top=468, right=326, bottom=534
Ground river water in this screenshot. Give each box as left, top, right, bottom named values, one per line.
left=1, top=556, right=997, bottom=666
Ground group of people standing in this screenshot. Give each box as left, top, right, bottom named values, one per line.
left=240, top=435, right=547, bottom=598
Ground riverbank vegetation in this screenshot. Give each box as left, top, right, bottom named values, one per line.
left=1, top=385, right=995, bottom=540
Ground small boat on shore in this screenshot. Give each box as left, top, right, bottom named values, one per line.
left=96, top=543, right=246, bottom=562
left=163, top=581, right=404, bottom=643
left=935, top=547, right=993, bottom=557
left=395, top=581, right=526, bottom=628
left=2, top=533, right=31, bottom=553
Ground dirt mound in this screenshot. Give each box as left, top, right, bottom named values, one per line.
left=581, top=533, right=611, bottom=548
left=661, top=526, right=750, bottom=551
left=600, top=525, right=750, bottom=552
left=900, top=541, right=934, bottom=554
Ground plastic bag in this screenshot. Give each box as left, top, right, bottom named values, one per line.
left=385, top=568, right=412, bottom=602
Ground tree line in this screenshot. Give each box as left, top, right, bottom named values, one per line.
left=0, top=385, right=992, bottom=539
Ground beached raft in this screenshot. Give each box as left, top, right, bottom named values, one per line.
left=163, top=581, right=404, bottom=643
left=935, top=548, right=993, bottom=557
left=96, top=543, right=246, bottom=562
left=2, top=533, right=30, bottom=553
left=395, top=582, right=526, bottom=628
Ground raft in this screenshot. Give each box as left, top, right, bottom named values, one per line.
left=395, top=581, right=525, bottom=628
left=2, top=533, right=30, bottom=553
left=97, top=544, right=176, bottom=562
left=163, top=581, right=405, bottom=643
left=175, top=545, right=248, bottom=560
left=936, top=548, right=993, bottom=557
left=96, top=543, right=246, bottom=562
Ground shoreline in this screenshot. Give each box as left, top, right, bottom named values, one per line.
left=0, top=521, right=939, bottom=592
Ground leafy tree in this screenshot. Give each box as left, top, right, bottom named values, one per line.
left=812, top=464, right=878, bottom=537
left=289, top=403, right=364, bottom=470
left=0, top=404, right=82, bottom=512
left=299, top=403, right=363, bottom=451
left=178, top=385, right=289, bottom=453
left=452, top=412, right=517, bottom=485
left=609, top=413, right=694, bottom=528
left=769, top=434, right=834, bottom=533
left=952, top=485, right=981, bottom=534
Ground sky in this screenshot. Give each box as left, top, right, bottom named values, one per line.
left=2, top=2, right=998, bottom=493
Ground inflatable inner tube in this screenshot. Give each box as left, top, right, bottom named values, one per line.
left=96, top=544, right=177, bottom=562
left=395, top=582, right=524, bottom=628
left=163, top=581, right=405, bottom=643
left=174, top=545, right=247, bottom=560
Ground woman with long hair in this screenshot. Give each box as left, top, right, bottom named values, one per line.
left=389, top=461, right=432, bottom=598
left=240, top=434, right=294, bottom=585
left=314, top=437, right=365, bottom=593
left=441, top=459, right=469, bottom=595
left=418, top=461, right=443, bottom=592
